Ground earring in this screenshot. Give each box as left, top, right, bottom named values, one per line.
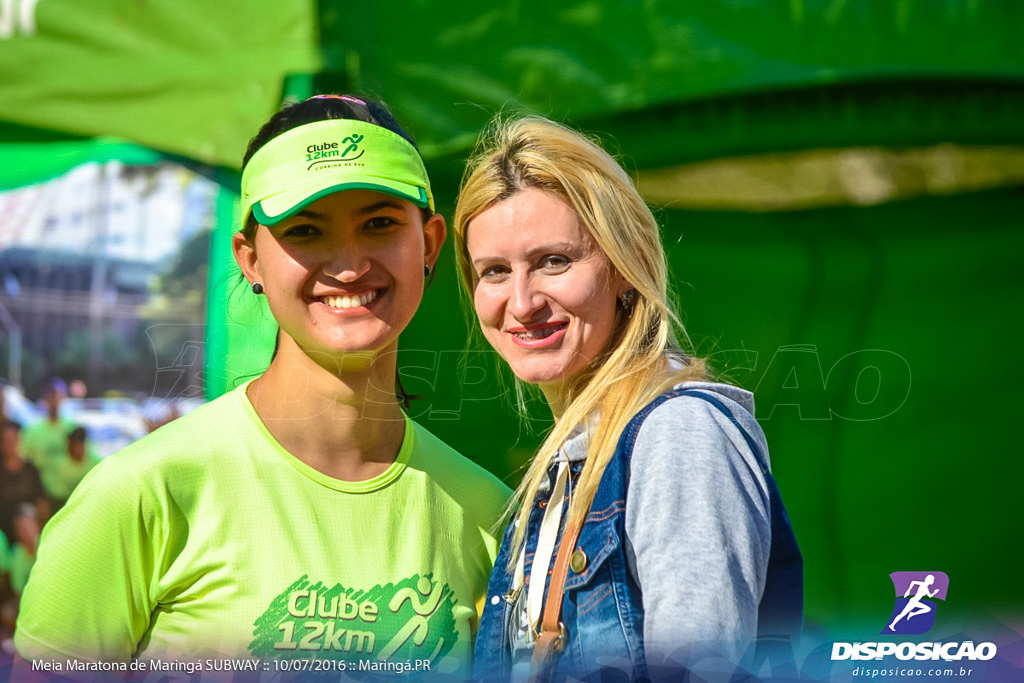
left=251, top=282, right=264, bottom=295
left=424, top=264, right=431, bottom=277
left=619, top=289, right=637, bottom=314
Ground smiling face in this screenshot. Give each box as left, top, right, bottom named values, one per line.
left=466, top=188, right=627, bottom=400
left=234, top=189, right=445, bottom=366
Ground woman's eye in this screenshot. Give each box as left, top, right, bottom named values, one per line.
left=282, top=224, right=319, bottom=238
left=479, top=265, right=510, bottom=281
left=541, top=255, right=570, bottom=270
left=365, top=216, right=398, bottom=230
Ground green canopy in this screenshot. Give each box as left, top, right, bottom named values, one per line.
left=325, top=1, right=1024, bottom=160
left=0, top=0, right=320, bottom=167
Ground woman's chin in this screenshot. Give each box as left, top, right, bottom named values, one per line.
left=509, top=365, right=574, bottom=391
left=285, top=328, right=399, bottom=363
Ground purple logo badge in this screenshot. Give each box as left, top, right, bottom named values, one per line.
left=882, top=571, right=949, bottom=635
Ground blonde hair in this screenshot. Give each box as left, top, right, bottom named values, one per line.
left=453, top=116, right=707, bottom=567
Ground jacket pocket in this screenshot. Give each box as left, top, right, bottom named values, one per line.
left=563, top=501, right=624, bottom=593
left=559, top=504, right=642, bottom=669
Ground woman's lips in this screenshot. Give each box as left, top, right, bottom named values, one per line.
left=315, top=288, right=384, bottom=311
left=507, top=322, right=568, bottom=347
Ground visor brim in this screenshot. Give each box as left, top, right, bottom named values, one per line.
left=253, top=181, right=431, bottom=226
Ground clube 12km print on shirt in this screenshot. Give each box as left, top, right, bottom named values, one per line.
left=249, top=573, right=458, bottom=664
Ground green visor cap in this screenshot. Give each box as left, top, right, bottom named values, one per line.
left=240, top=119, right=434, bottom=226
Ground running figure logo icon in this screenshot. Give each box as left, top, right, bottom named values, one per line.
left=882, top=571, right=949, bottom=635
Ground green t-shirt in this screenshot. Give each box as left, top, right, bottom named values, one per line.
left=20, top=418, right=76, bottom=483
left=9, top=541, right=34, bottom=593
left=15, top=383, right=511, bottom=675
left=45, top=452, right=101, bottom=501
left=20, top=417, right=99, bottom=500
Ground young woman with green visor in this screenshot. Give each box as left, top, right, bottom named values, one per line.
left=16, top=95, right=510, bottom=674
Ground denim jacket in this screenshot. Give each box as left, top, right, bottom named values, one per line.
left=473, top=389, right=803, bottom=681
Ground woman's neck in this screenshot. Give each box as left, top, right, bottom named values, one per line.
left=246, top=342, right=406, bottom=482
left=541, top=387, right=566, bottom=422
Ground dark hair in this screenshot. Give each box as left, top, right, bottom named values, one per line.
left=68, top=426, right=87, bottom=442
left=240, top=95, right=428, bottom=239
left=43, top=377, right=68, bottom=396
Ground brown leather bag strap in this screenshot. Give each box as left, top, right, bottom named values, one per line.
left=531, top=517, right=584, bottom=672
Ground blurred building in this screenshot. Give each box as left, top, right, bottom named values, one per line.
left=0, top=161, right=218, bottom=395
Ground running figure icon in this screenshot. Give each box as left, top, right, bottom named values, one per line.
left=887, top=574, right=939, bottom=632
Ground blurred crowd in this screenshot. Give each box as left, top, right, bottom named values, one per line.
left=0, top=379, right=108, bottom=652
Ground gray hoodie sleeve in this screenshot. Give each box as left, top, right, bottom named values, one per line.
left=624, top=386, right=771, bottom=665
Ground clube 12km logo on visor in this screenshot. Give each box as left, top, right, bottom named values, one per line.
left=831, top=572, right=998, bottom=663
left=306, top=134, right=365, bottom=169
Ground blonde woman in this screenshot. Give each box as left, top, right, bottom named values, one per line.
left=453, top=117, right=802, bottom=679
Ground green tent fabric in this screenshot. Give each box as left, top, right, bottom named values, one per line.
left=5, top=2, right=1022, bottom=169
left=321, top=1, right=1024, bottom=159
left=0, top=136, right=163, bottom=191
left=0, top=0, right=321, bottom=167
left=660, top=189, right=1023, bottom=630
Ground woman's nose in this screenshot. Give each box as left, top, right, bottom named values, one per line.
left=508, top=272, right=545, bottom=320
left=322, top=244, right=370, bottom=283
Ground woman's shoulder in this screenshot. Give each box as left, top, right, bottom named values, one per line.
left=645, top=380, right=761, bottom=434
left=632, top=381, right=770, bottom=474
left=659, top=380, right=756, bottom=416
left=409, top=419, right=512, bottom=503
left=98, top=388, right=251, bottom=477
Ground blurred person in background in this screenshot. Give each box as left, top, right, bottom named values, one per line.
left=0, top=413, right=19, bottom=648
left=67, top=380, right=88, bottom=400
left=0, top=505, right=40, bottom=660
left=21, top=379, right=70, bottom=468
left=0, top=420, right=46, bottom=638
left=144, top=401, right=182, bottom=433
left=7, top=506, right=39, bottom=593
left=22, top=379, right=100, bottom=509
left=43, top=426, right=99, bottom=512
left=0, top=421, right=48, bottom=556
left=15, top=94, right=510, bottom=672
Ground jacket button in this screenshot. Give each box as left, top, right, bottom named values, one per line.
left=490, top=595, right=501, bottom=605
left=570, top=548, right=588, bottom=573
